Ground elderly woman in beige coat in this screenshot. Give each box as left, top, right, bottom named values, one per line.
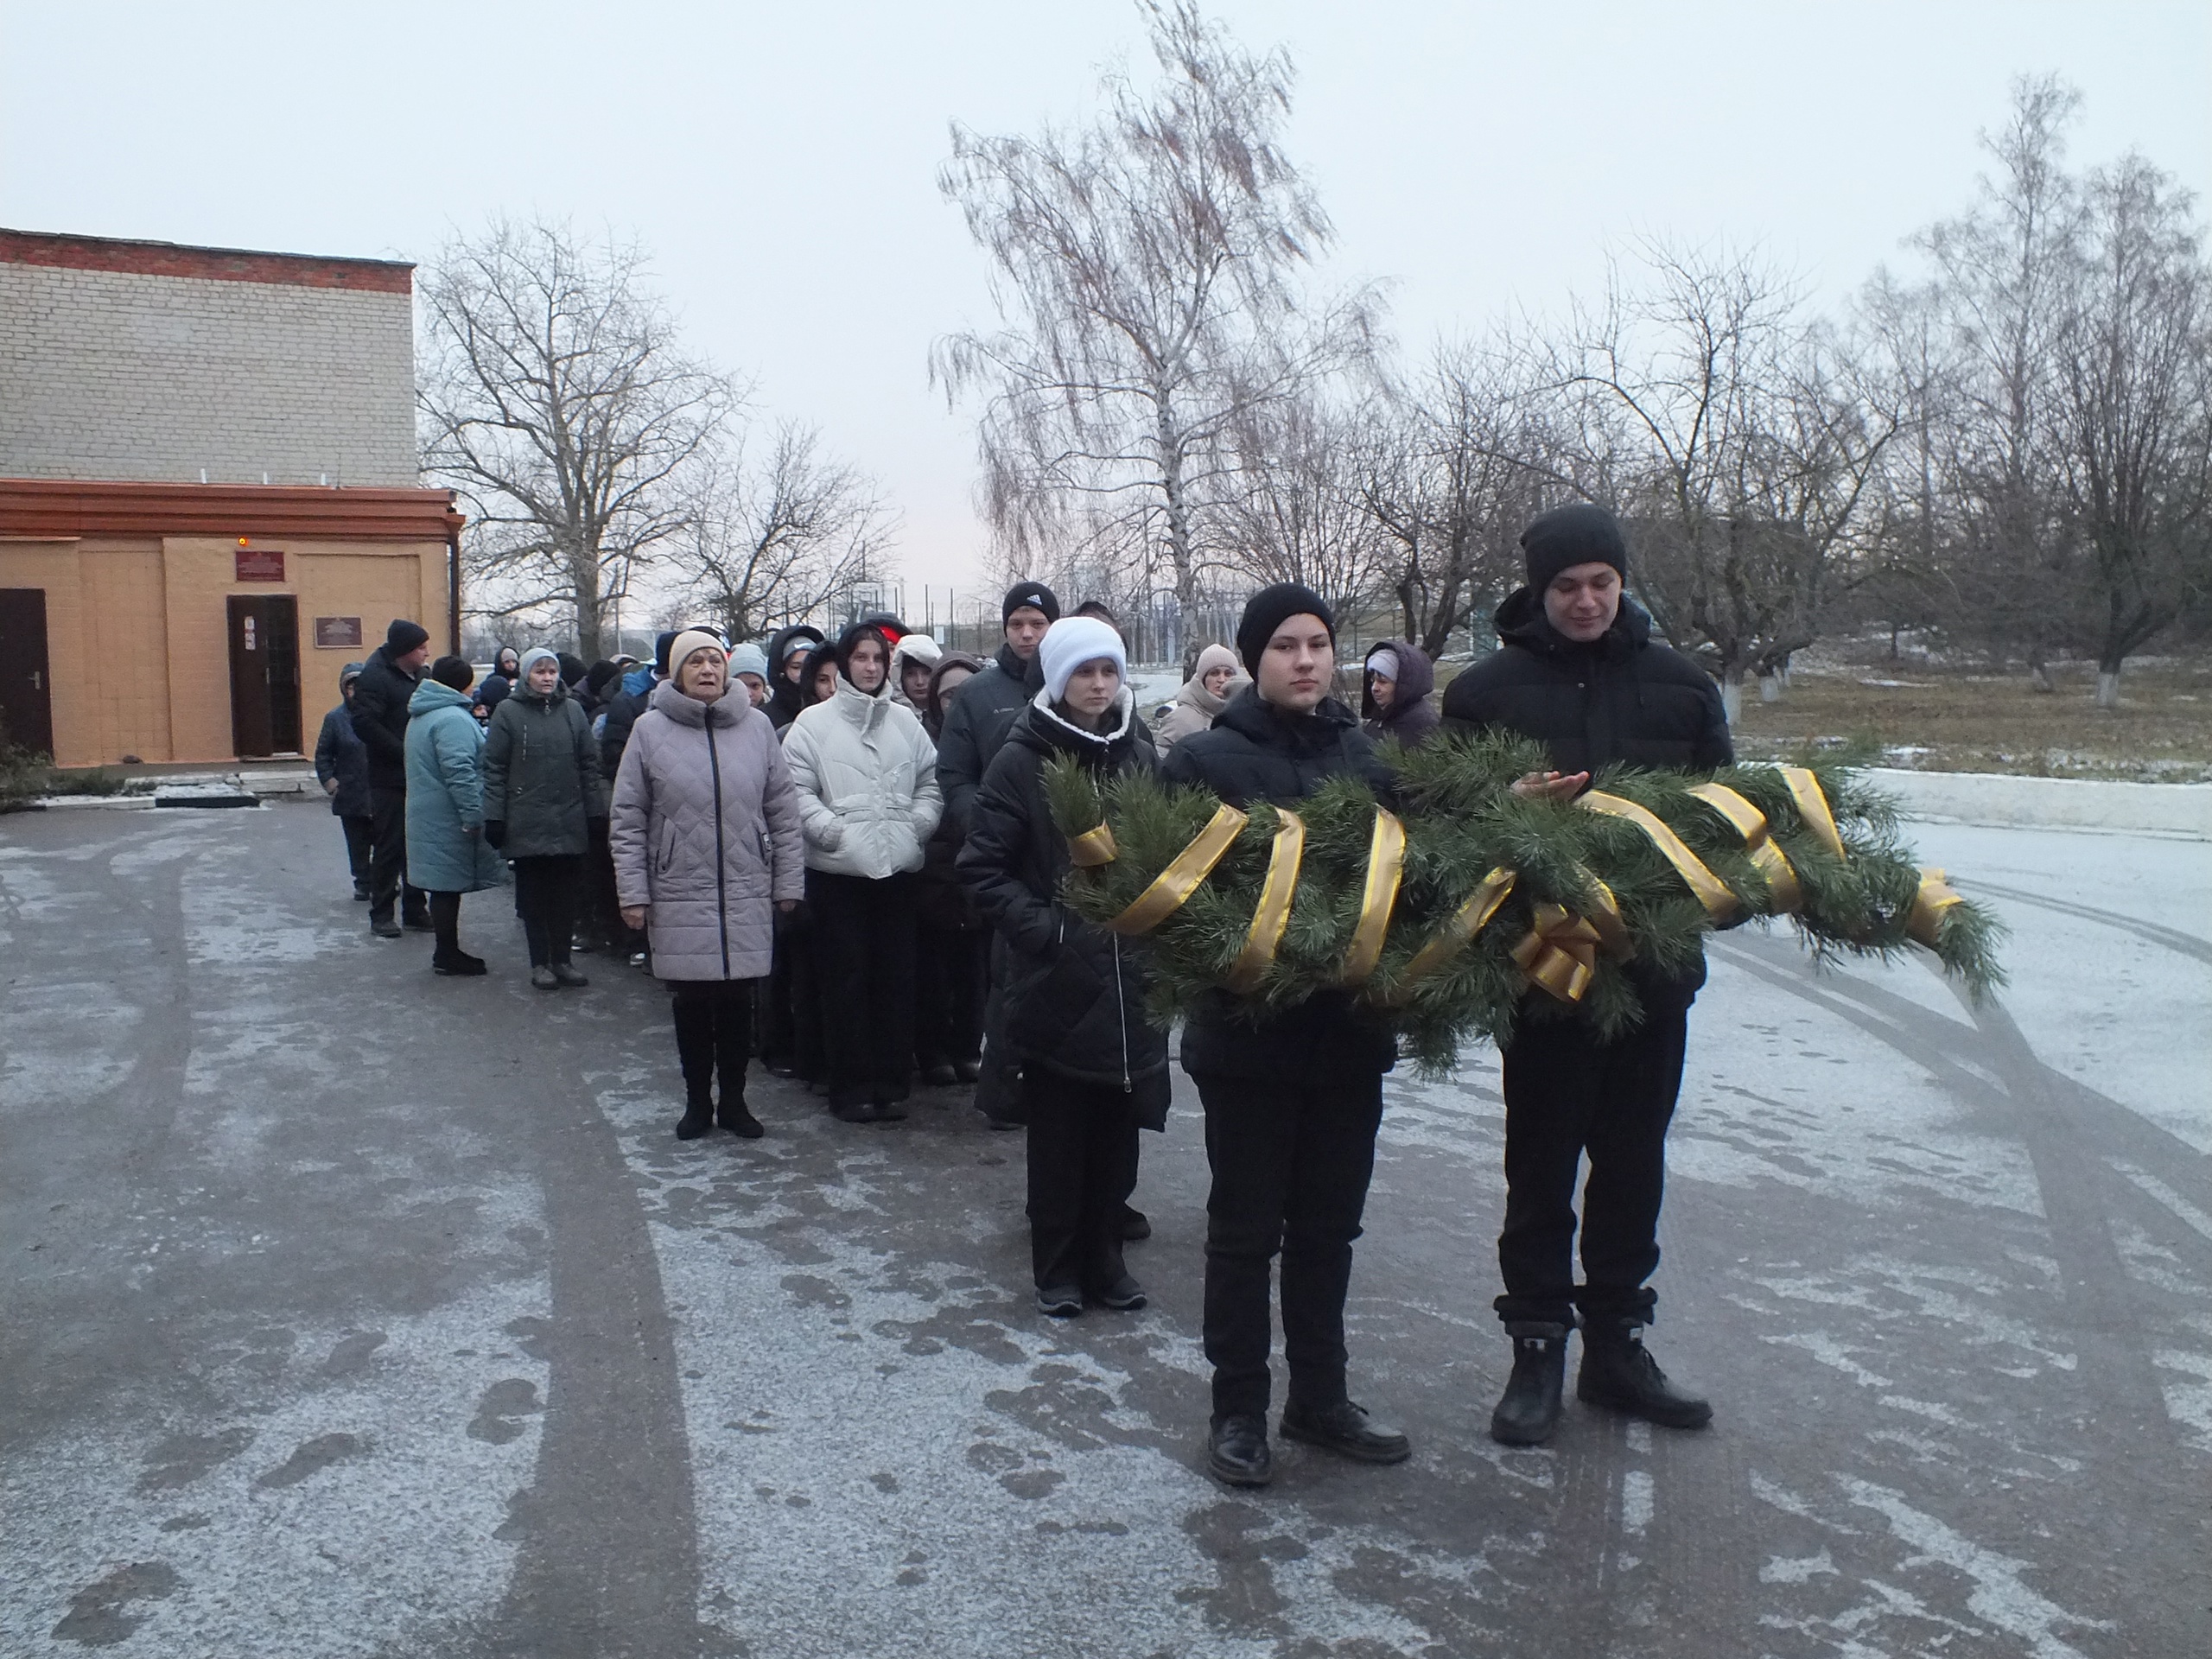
left=1152, top=644, right=1246, bottom=751
left=611, top=630, right=806, bottom=1141
left=781, top=619, right=943, bottom=1122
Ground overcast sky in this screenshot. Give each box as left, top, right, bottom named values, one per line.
left=5, top=1, right=2207, bottom=607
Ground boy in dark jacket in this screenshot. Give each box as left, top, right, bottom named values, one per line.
left=1161, top=583, right=1411, bottom=1489
left=1442, top=503, right=1726, bottom=1448
left=314, top=662, right=374, bottom=899
left=959, top=618, right=1166, bottom=1319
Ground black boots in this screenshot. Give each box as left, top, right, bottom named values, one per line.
left=1490, top=1322, right=1571, bottom=1445
left=1207, top=1415, right=1273, bottom=1487
left=1577, top=1319, right=1713, bottom=1430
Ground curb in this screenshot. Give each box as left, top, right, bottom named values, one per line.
left=1867, top=768, right=2212, bottom=841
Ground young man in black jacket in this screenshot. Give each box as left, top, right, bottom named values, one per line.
left=958, top=617, right=1166, bottom=1319
left=1163, top=582, right=1411, bottom=1489
left=1442, top=503, right=1729, bottom=1446
left=348, top=620, right=435, bottom=938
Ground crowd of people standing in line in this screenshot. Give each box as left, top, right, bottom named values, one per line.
left=315, top=502, right=1726, bottom=1489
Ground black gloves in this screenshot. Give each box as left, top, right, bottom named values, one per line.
left=483, top=820, right=506, bottom=849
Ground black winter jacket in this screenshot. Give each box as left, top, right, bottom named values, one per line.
left=934, top=640, right=1044, bottom=836
left=1361, top=639, right=1440, bottom=747
left=597, top=671, right=661, bottom=783
left=482, top=684, right=605, bottom=858
left=347, top=644, right=421, bottom=791
left=763, top=624, right=826, bottom=732
left=1160, top=689, right=1399, bottom=1084
left=1440, top=591, right=1732, bottom=776
left=313, top=703, right=371, bottom=818
left=958, top=694, right=1172, bottom=1125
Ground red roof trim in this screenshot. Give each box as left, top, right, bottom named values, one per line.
left=0, top=479, right=461, bottom=542
left=0, top=229, right=413, bottom=295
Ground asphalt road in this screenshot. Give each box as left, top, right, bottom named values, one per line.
left=2, top=802, right=2206, bottom=1658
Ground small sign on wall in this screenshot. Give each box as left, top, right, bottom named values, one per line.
left=314, top=616, right=364, bottom=649
left=235, top=547, right=286, bottom=582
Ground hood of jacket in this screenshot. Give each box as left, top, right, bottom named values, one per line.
left=1175, top=644, right=1246, bottom=720
left=409, top=677, right=475, bottom=716
left=1493, top=586, right=1655, bottom=664
left=620, top=663, right=660, bottom=699
left=924, top=650, right=988, bottom=738
left=827, top=667, right=897, bottom=730
left=510, top=679, right=571, bottom=713
left=1011, top=686, right=1138, bottom=764
left=1360, top=639, right=1436, bottom=724
left=648, top=677, right=759, bottom=732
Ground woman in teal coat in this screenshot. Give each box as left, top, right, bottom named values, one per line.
left=405, top=656, right=510, bottom=976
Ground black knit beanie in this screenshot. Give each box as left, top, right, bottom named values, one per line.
left=1236, top=582, right=1335, bottom=679
left=1522, top=504, right=1629, bottom=593
left=651, top=631, right=680, bottom=676
left=556, top=652, right=587, bottom=686
left=385, top=618, right=429, bottom=654
left=429, top=655, right=474, bottom=692
left=1001, top=581, right=1061, bottom=625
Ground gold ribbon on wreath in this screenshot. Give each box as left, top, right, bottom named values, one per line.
left=1511, top=904, right=1605, bottom=1003
left=1106, top=803, right=1249, bottom=936
left=1224, top=809, right=1306, bottom=993
left=1580, top=873, right=1636, bottom=960
left=1384, top=867, right=1517, bottom=1004
left=1578, top=791, right=1740, bottom=922
left=1908, top=868, right=1963, bottom=946
left=1065, top=824, right=1119, bottom=868
left=1339, top=809, right=1407, bottom=988
left=1687, top=782, right=1804, bottom=912
left=1779, top=766, right=1847, bottom=861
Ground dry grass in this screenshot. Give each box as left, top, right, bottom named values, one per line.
left=1726, top=650, right=2212, bottom=782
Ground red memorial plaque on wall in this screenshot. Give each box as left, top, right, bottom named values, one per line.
left=314, top=616, right=364, bottom=649
left=235, top=547, right=286, bottom=582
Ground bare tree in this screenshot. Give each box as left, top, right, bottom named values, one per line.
left=1223, top=391, right=1398, bottom=626
left=2052, top=152, right=2212, bottom=706
left=418, top=217, right=737, bottom=660
left=933, top=0, right=1375, bottom=658
left=675, top=422, right=899, bottom=643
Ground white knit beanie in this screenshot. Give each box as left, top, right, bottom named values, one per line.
left=1039, top=616, right=1127, bottom=702
left=1366, top=645, right=1401, bottom=681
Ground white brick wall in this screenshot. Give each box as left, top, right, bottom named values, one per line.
left=0, top=264, right=416, bottom=486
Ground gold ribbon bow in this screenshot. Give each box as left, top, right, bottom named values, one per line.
left=1580, top=873, right=1635, bottom=960
left=1107, top=803, right=1249, bottom=936
left=1224, top=808, right=1305, bottom=993
left=1065, top=824, right=1118, bottom=868
left=1339, top=809, right=1407, bottom=988
left=1780, top=766, right=1847, bottom=861
left=1908, top=868, right=1963, bottom=946
left=1687, top=782, right=1804, bottom=912
left=1385, top=868, right=1516, bottom=1003
left=1579, top=791, right=1740, bottom=922
left=1511, top=904, right=1605, bottom=1003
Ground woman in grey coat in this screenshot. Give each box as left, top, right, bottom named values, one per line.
left=483, top=647, right=605, bottom=990
left=611, top=631, right=806, bottom=1141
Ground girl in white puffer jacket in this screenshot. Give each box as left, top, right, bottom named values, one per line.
left=781, top=620, right=944, bottom=1121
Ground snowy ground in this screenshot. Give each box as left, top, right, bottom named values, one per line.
left=2, top=805, right=2205, bottom=1657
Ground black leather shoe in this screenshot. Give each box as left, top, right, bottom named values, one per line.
left=953, top=1058, right=982, bottom=1084
left=1206, top=1415, right=1274, bottom=1487
left=1036, top=1284, right=1082, bottom=1319
left=1490, top=1322, right=1570, bottom=1446
left=432, top=952, right=488, bottom=976
left=830, top=1099, right=875, bottom=1124
left=920, top=1061, right=958, bottom=1086
left=675, top=1101, right=714, bottom=1140
left=1087, top=1274, right=1147, bottom=1311
left=1119, top=1205, right=1151, bottom=1242
left=371, top=917, right=403, bottom=939
left=550, top=962, right=588, bottom=988
left=1578, top=1319, right=1713, bottom=1430
left=1279, top=1398, right=1411, bottom=1465
left=717, top=1096, right=764, bottom=1139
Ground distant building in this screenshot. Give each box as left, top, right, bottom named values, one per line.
left=0, top=229, right=461, bottom=767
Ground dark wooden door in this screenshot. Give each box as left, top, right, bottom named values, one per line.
left=227, top=594, right=302, bottom=758
left=0, top=588, right=55, bottom=757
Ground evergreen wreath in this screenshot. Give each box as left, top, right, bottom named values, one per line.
left=1045, top=731, right=2005, bottom=1075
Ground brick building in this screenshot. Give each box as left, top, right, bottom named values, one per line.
left=0, top=229, right=461, bottom=768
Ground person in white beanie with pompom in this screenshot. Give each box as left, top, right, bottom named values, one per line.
left=957, top=616, right=1170, bottom=1319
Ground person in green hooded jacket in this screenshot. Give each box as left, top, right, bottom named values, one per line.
left=405, top=656, right=510, bottom=976
left=482, top=646, right=604, bottom=990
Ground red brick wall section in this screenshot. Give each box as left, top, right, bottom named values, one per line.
left=0, top=228, right=411, bottom=294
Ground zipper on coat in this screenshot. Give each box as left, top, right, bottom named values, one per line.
left=706, top=710, right=730, bottom=977
left=1114, top=933, right=1131, bottom=1092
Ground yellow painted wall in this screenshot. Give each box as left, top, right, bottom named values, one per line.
left=0, top=537, right=445, bottom=766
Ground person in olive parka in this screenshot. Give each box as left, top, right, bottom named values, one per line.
left=482, top=646, right=605, bottom=989
left=958, top=617, right=1166, bottom=1319
left=1440, top=502, right=1730, bottom=1449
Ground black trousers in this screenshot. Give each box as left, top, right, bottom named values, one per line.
left=762, top=911, right=823, bottom=1079
left=340, top=815, right=373, bottom=892
left=671, top=979, right=754, bottom=1107
left=1198, top=1071, right=1386, bottom=1422
left=1025, top=1071, right=1139, bottom=1292
left=584, top=816, right=623, bottom=950
left=1495, top=1005, right=1691, bottom=1329
left=916, top=925, right=988, bottom=1067
left=366, top=785, right=428, bottom=925
left=512, top=854, right=582, bottom=966
left=427, top=890, right=467, bottom=962
left=807, top=869, right=917, bottom=1109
